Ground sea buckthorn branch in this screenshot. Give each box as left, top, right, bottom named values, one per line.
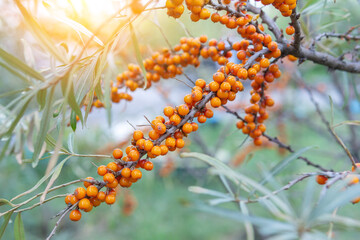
left=0, top=179, right=81, bottom=218
left=246, top=3, right=283, bottom=42
left=222, top=105, right=332, bottom=172
left=289, top=10, right=301, bottom=52
left=246, top=2, right=360, bottom=73
left=46, top=204, right=77, bottom=240
left=304, top=82, right=358, bottom=167
left=315, top=32, right=360, bottom=42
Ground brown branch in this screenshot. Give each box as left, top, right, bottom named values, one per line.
left=223, top=105, right=331, bottom=171
left=315, top=32, right=360, bottom=42
left=46, top=204, right=76, bottom=240
left=279, top=43, right=360, bottom=73
left=290, top=10, right=302, bottom=53
left=303, top=82, right=357, bottom=167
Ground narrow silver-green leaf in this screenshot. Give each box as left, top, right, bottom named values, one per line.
left=0, top=199, right=16, bottom=208
left=70, top=110, right=77, bottom=132
left=0, top=47, right=44, bottom=82
left=13, top=213, right=25, bottom=240
left=0, top=211, right=13, bottom=239
left=32, top=86, right=55, bottom=167
left=36, top=89, right=47, bottom=111
left=40, top=156, right=71, bottom=202
left=259, top=146, right=315, bottom=186
left=14, top=0, right=67, bottom=63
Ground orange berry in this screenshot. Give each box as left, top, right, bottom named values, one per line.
left=210, top=97, right=221, bottom=108
left=165, top=137, right=176, bottom=148
left=155, top=123, right=167, bottom=134
left=144, top=161, right=154, bottom=171
left=131, top=169, right=142, bottom=179
left=213, top=72, right=225, bottom=83
left=70, top=195, right=79, bottom=205
left=144, top=140, right=154, bottom=152
left=164, top=106, right=175, bottom=117
left=107, top=162, right=118, bottom=172
left=84, top=203, right=93, bottom=212
left=106, top=178, right=119, bottom=188
left=90, top=197, right=102, bottom=206
left=204, top=109, right=214, bottom=118
left=267, top=41, right=278, bottom=52
left=65, top=194, right=72, bottom=205
left=86, top=185, right=99, bottom=197
left=170, top=114, right=181, bottom=125
left=260, top=58, right=270, bottom=68
left=74, top=187, right=86, bottom=200
left=286, top=25, right=295, bottom=35
left=78, top=198, right=91, bottom=210
left=174, top=131, right=183, bottom=139
left=128, top=149, right=140, bottom=161
left=176, top=139, right=185, bottom=148
left=69, top=209, right=81, bottom=221
left=151, top=146, right=162, bottom=156
left=195, top=79, right=206, bottom=88
left=178, top=104, right=190, bottom=116
left=119, top=177, right=132, bottom=188
left=182, top=122, right=193, bottom=134
left=133, top=130, right=144, bottom=141
left=103, top=173, right=115, bottom=183
left=316, top=175, right=328, bottom=185
left=149, top=129, right=160, bottom=140
left=209, top=81, right=220, bottom=92
left=112, top=148, right=123, bottom=159
left=160, top=145, right=169, bottom=155
left=236, top=121, right=244, bottom=129
left=83, top=177, right=94, bottom=188
left=121, top=168, right=131, bottom=178
left=198, top=115, right=207, bottom=123
left=97, top=191, right=106, bottom=202
left=105, top=194, right=116, bottom=205
left=191, top=122, right=199, bottom=131
left=191, top=90, right=203, bottom=102
left=97, top=165, right=107, bottom=176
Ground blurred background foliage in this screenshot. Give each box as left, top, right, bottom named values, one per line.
left=0, top=0, right=360, bottom=239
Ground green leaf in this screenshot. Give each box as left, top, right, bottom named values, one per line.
left=10, top=156, right=67, bottom=202
left=130, top=23, right=148, bottom=89
left=0, top=199, right=15, bottom=208
left=94, top=81, right=104, bottom=103
left=13, top=213, right=25, bottom=240
left=14, top=0, right=67, bottom=63
left=60, top=72, right=83, bottom=124
left=0, top=47, right=44, bottom=82
left=40, top=156, right=71, bottom=202
left=181, top=152, right=292, bottom=215
left=259, top=146, right=315, bottom=186
left=32, top=86, right=55, bottom=167
left=0, top=211, right=13, bottom=239
left=0, top=62, right=32, bottom=85
left=2, top=95, right=33, bottom=138
left=45, top=134, right=70, bottom=154
left=36, top=89, right=47, bottom=111
left=70, top=110, right=77, bottom=132
left=188, top=186, right=232, bottom=199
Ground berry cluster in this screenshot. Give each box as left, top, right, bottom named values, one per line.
left=65, top=0, right=306, bottom=220
left=166, top=0, right=211, bottom=20
left=261, top=0, right=297, bottom=17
